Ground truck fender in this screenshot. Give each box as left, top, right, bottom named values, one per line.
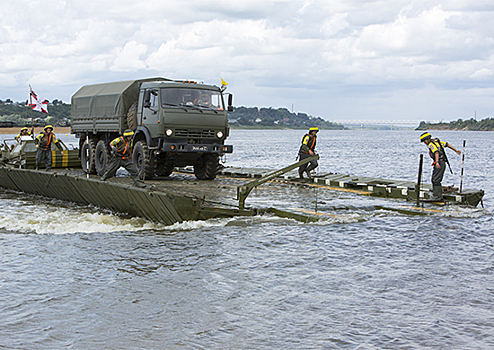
left=134, top=126, right=153, bottom=147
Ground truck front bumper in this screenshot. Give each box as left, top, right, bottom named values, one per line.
left=162, top=143, right=233, bottom=153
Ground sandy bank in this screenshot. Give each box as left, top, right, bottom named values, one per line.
left=0, top=127, right=72, bottom=135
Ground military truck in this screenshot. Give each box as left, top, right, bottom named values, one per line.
left=71, top=78, right=233, bottom=180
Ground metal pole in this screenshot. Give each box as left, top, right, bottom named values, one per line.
left=415, top=154, right=423, bottom=206
left=29, top=88, right=33, bottom=129
left=237, top=154, right=319, bottom=210
left=315, top=186, right=318, bottom=213
left=460, top=140, right=466, bottom=193
left=86, top=135, right=89, bottom=178
left=314, top=165, right=319, bottom=213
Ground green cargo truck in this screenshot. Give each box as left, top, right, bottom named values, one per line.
left=71, top=78, right=233, bottom=180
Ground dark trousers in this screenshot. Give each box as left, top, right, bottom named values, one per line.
left=102, top=157, right=139, bottom=180
left=36, top=149, right=52, bottom=169
left=298, top=151, right=318, bottom=174
left=432, top=159, right=446, bottom=186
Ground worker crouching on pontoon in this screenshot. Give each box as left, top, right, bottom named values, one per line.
left=100, top=129, right=146, bottom=188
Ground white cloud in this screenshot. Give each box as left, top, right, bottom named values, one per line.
left=0, top=0, right=493, bottom=120
left=111, top=41, right=147, bottom=72
left=321, top=14, right=350, bottom=37
left=470, top=68, right=494, bottom=80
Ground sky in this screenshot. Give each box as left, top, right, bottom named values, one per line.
left=1, top=0, right=493, bottom=123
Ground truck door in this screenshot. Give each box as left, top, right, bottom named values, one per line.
left=142, top=89, right=159, bottom=136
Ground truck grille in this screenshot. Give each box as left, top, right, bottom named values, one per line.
left=174, top=129, right=215, bottom=138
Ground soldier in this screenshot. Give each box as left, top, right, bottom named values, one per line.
left=35, top=125, right=64, bottom=170
left=420, top=132, right=461, bottom=200
left=15, top=127, right=33, bottom=141
left=298, top=127, right=319, bottom=179
left=194, top=94, right=211, bottom=106
left=100, top=129, right=146, bottom=188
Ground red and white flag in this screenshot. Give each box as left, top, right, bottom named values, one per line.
left=29, top=85, right=49, bottom=113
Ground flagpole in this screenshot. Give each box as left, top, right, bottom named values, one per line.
left=29, top=86, right=33, bottom=129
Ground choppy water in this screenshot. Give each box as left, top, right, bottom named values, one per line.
left=1, top=130, right=493, bottom=349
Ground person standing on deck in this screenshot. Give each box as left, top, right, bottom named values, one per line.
left=298, top=127, right=319, bottom=179
left=420, top=132, right=461, bottom=200
left=35, top=125, right=64, bottom=170
left=100, top=129, right=146, bottom=188
left=15, top=127, right=33, bottom=141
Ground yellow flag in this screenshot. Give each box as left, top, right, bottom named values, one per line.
left=221, top=78, right=228, bottom=86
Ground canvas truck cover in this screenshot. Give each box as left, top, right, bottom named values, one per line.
left=71, top=78, right=170, bottom=133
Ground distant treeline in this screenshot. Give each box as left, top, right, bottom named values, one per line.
left=1, top=100, right=344, bottom=130
left=416, top=118, right=494, bottom=131
left=0, top=100, right=71, bottom=127
left=229, top=106, right=345, bottom=129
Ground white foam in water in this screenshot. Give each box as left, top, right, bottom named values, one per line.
left=162, top=217, right=236, bottom=231
left=0, top=195, right=165, bottom=234
left=0, top=191, right=245, bottom=234
left=0, top=209, right=164, bottom=234
left=439, top=206, right=490, bottom=219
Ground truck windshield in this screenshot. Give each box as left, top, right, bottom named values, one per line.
left=161, top=88, right=223, bottom=110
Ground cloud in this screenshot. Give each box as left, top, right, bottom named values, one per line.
left=110, top=41, right=147, bottom=72
left=1, top=0, right=493, bottom=121
left=470, top=68, right=494, bottom=80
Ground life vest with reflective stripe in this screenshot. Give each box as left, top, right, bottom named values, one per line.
left=428, top=138, right=447, bottom=161
left=36, top=131, right=56, bottom=151
left=15, top=130, right=32, bottom=141
left=299, top=133, right=317, bottom=153
left=110, top=136, right=132, bottom=159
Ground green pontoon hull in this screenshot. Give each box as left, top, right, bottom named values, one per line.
left=0, top=167, right=256, bottom=225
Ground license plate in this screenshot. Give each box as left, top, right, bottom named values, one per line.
left=191, top=145, right=208, bottom=151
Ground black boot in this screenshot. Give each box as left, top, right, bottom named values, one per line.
left=431, top=185, right=443, bottom=201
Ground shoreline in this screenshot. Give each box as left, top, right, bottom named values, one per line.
left=2, top=126, right=491, bottom=136
left=0, top=127, right=71, bottom=135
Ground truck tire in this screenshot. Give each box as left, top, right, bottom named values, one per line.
left=155, top=161, right=174, bottom=177
left=127, top=102, right=138, bottom=130
left=194, top=154, right=219, bottom=180
left=133, top=140, right=156, bottom=180
left=95, top=140, right=110, bottom=176
left=81, top=138, right=97, bottom=174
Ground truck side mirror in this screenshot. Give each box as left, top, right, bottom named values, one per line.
left=143, top=90, right=151, bottom=108
left=227, top=94, right=233, bottom=112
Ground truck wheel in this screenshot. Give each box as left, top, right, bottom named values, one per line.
left=95, top=140, right=110, bottom=176
left=155, top=161, right=174, bottom=177
left=133, top=140, right=156, bottom=180
left=127, top=102, right=138, bottom=130
left=81, top=138, right=97, bottom=174
left=194, top=154, right=219, bottom=180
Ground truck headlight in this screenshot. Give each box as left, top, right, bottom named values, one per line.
left=166, top=129, right=173, bottom=137
left=216, top=131, right=224, bottom=139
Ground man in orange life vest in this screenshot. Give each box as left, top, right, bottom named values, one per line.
left=100, top=129, right=146, bottom=187
left=420, top=132, right=461, bottom=200
left=298, top=127, right=319, bottom=179
left=35, top=125, right=64, bottom=170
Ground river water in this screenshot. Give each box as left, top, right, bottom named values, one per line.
left=1, top=130, right=493, bottom=349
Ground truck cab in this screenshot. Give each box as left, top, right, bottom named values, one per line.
left=132, top=80, right=233, bottom=179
